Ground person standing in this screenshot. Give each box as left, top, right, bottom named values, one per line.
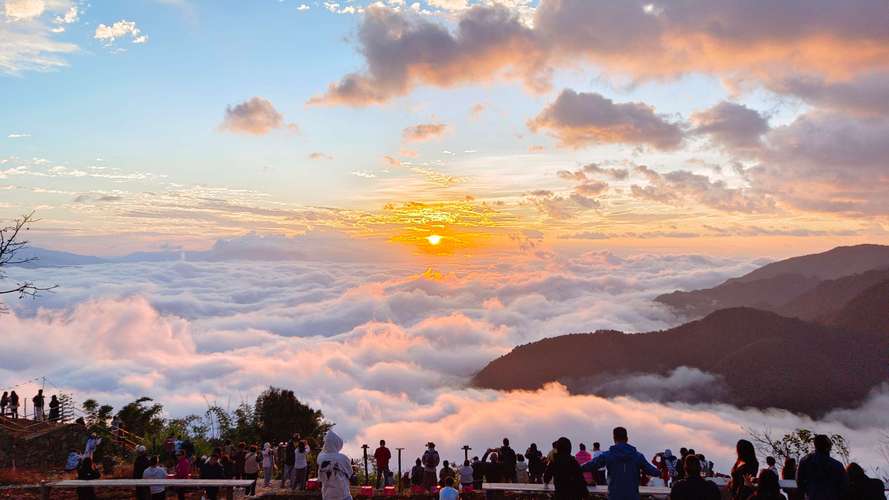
left=459, top=460, right=474, bottom=490
left=8, top=391, right=19, bottom=419
left=317, top=430, right=353, bottom=500
left=282, top=438, right=296, bottom=488
left=200, top=453, right=226, bottom=500
left=374, top=440, right=392, bottom=488
left=845, top=463, right=887, bottom=500
left=544, top=437, right=589, bottom=500
left=499, top=438, right=517, bottom=482
left=142, top=455, right=168, bottom=500
left=244, top=445, right=260, bottom=496
left=576, top=443, right=593, bottom=485
left=261, top=442, right=276, bottom=488
left=32, top=389, right=45, bottom=421
left=293, top=440, right=310, bottom=491
left=797, top=435, right=848, bottom=500
left=233, top=442, right=247, bottom=480
left=84, top=433, right=102, bottom=459
left=581, top=427, right=661, bottom=500
left=591, top=442, right=606, bottom=486
left=132, top=445, right=150, bottom=500
left=76, top=456, right=101, bottom=500
left=0, top=391, right=7, bottom=417
left=48, top=395, right=60, bottom=422
left=422, top=442, right=441, bottom=491
left=174, top=450, right=191, bottom=500
left=748, top=470, right=787, bottom=500
left=525, top=443, right=544, bottom=484
left=515, top=454, right=529, bottom=483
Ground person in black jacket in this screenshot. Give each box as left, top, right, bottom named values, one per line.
left=132, top=446, right=151, bottom=500
left=48, top=395, right=60, bottom=422
left=748, top=469, right=786, bottom=500
left=77, top=456, right=101, bottom=500
left=845, top=463, right=886, bottom=500
left=499, top=438, right=517, bottom=482
left=526, top=443, right=544, bottom=484
left=670, top=456, right=721, bottom=500
left=544, top=437, right=588, bottom=500
left=200, top=453, right=226, bottom=500
left=729, top=439, right=760, bottom=500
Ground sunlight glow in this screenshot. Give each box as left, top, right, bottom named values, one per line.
left=426, top=234, right=443, bottom=246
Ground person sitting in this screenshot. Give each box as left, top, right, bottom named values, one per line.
left=439, top=477, right=459, bottom=500
left=581, top=427, right=660, bottom=500
left=845, top=463, right=886, bottom=500
left=544, top=437, right=588, bottom=500
left=748, top=469, right=786, bottom=500
left=670, top=456, right=721, bottom=500
left=797, top=435, right=848, bottom=500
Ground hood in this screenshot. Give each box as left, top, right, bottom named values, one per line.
left=664, top=449, right=673, bottom=459
left=322, top=430, right=344, bottom=454
left=609, top=443, right=639, bottom=461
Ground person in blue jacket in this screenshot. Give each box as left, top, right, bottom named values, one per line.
left=580, top=427, right=660, bottom=500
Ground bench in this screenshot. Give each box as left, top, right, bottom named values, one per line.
left=42, top=479, right=255, bottom=499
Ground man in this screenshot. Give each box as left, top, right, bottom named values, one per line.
left=669, top=456, right=720, bottom=500
left=282, top=438, right=296, bottom=488
left=766, top=456, right=779, bottom=476
left=200, top=453, right=226, bottom=500
left=374, top=440, right=392, bottom=488
left=422, top=442, right=441, bottom=491
left=142, top=455, right=168, bottom=500
left=439, top=477, right=459, bottom=500
left=132, top=445, right=151, bottom=500
left=499, top=438, right=517, bottom=482
left=581, top=427, right=660, bottom=500
left=797, top=435, right=848, bottom=500
left=544, top=437, right=588, bottom=500
left=32, top=389, right=45, bottom=422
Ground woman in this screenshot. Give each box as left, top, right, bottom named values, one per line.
left=515, top=454, right=529, bottom=483
left=48, top=395, right=60, bottom=422
left=846, top=462, right=887, bottom=500
left=1, top=391, right=8, bottom=417
left=76, top=456, right=101, bottom=500
left=293, top=440, right=310, bottom=490
left=317, top=430, right=353, bottom=500
left=262, top=442, right=276, bottom=487
left=747, top=469, right=785, bottom=500
left=244, top=445, right=260, bottom=496
left=8, top=391, right=19, bottom=419
left=729, top=439, right=759, bottom=500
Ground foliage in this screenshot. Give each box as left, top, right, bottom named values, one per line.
left=116, top=397, right=165, bottom=439
left=748, top=428, right=851, bottom=465
left=81, top=399, right=114, bottom=428
left=254, top=387, right=331, bottom=445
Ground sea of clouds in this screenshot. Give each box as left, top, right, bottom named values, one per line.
left=2, top=238, right=888, bottom=473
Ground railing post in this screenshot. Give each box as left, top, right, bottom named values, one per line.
left=225, top=486, right=234, bottom=500
left=39, top=480, right=50, bottom=500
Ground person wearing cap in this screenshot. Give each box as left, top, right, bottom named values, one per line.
left=133, top=445, right=151, bottom=500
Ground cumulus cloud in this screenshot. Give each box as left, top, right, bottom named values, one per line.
left=631, top=165, right=775, bottom=213
left=311, top=1, right=889, bottom=106
left=529, top=90, right=684, bottom=150
left=94, top=20, right=149, bottom=45
left=765, top=72, right=889, bottom=117
left=0, top=0, right=78, bottom=74
left=402, top=123, right=449, bottom=142
left=691, top=101, right=770, bottom=151
left=4, top=0, right=45, bottom=20
left=219, top=97, right=298, bottom=135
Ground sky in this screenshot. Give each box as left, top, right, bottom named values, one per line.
left=3, top=0, right=889, bottom=474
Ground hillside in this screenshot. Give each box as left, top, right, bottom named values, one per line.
left=825, top=279, right=889, bottom=334
left=656, top=244, right=889, bottom=319
left=473, top=307, right=888, bottom=416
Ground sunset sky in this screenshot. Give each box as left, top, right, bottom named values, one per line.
left=3, top=0, right=889, bottom=470
left=3, top=0, right=888, bottom=258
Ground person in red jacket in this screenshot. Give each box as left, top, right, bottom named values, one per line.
left=174, top=450, right=191, bottom=500
left=374, top=439, right=392, bottom=488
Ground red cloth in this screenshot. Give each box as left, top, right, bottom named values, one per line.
left=175, top=457, right=191, bottom=479
left=374, top=447, right=392, bottom=470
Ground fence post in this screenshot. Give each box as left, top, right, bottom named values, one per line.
left=39, top=480, right=50, bottom=500
left=225, top=486, right=234, bottom=500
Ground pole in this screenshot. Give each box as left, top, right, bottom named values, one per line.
left=396, top=448, right=404, bottom=494
left=362, top=444, right=370, bottom=486
left=462, top=445, right=471, bottom=462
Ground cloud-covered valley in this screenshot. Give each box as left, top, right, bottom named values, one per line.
left=3, top=244, right=888, bottom=472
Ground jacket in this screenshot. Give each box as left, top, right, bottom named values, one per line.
left=581, top=443, right=660, bottom=500
left=318, top=431, right=353, bottom=500
left=545, top=452, right=588, bottom=500
left=797, top=452, right=848, bottom=500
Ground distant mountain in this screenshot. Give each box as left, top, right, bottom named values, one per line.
left=656, top=244, right=889, bottom=319
left=825, top=279, right=889, bottom=334
left=13, top=247, right=107, bottom=267
left=776, top=269, right=889, bottom=322
left=473, top=307, right=888, bottom=415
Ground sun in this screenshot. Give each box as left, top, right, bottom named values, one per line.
left=426, top=234, right=443, bottom=246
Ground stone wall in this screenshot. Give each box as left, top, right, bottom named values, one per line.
left=0, top=422, right=88, bottom=471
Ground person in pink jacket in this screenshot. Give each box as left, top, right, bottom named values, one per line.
left=576, top=443, right=594, bottom=485
left=174, top=450, right=191, bottom=500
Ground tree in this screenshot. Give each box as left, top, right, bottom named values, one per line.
left=748, top=428, right=851, bottom=465
left=116, top=397, right=165, bottom=438
left=81, top=399, right=114, bottom=427
left=254, top=387, right=331, bottom=444
left=0, top=213, right=56, bottom=313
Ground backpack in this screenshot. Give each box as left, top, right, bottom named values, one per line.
left=319, top=459, right=351, bottom=500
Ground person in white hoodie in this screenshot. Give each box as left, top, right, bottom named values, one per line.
left=318, top=430, right=353, bottom=500
left=262, top=442, right=276, bottom=487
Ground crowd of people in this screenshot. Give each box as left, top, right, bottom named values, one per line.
left=0, top=389, right=62, bottom=421
left=62, top=425, right=886, bottom=500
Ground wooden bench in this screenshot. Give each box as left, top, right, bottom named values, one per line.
left=42, top=479, right=255, bottom=499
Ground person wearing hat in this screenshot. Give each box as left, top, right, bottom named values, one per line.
left=422, top=442, right=441, bottom=491
left=133, top=445, right=151, bottom=500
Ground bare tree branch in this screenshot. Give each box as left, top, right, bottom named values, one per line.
left=0, top=212, right=58, bottom=313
